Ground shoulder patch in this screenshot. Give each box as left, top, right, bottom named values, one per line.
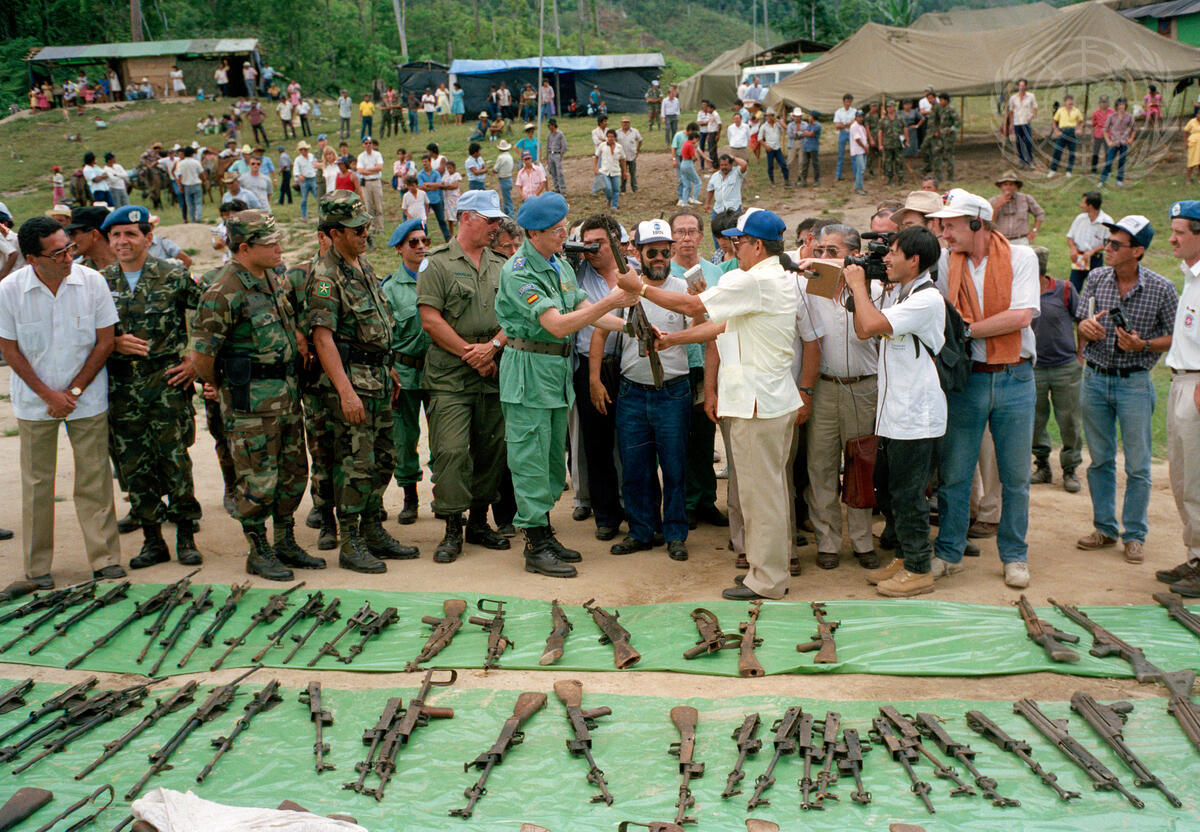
left=518, top=282, right=536, bottom=295
left=525, top=293, right=540, bottom=305
left=315, top=280, right=333, bottom=298
left=512, top=257, right=526, bottom=269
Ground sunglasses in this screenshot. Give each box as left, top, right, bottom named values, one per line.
left=1105, top=239, right=1135, bottom=250
left=37, top=242, right=77, bottom=260
left=810, top=246, right=844, bottom=257
left=406, top=237, right=429, bottom=247
left=642, top=247, right=672, bottom=260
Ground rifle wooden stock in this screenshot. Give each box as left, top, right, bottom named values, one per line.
left=0, top=787, right=52, bottom=831
left=539, top=599, right=572, bottom=666
left=737, top=602, right=764, bottom=678
left=583, top=599, right=641, bottom=669
left=0, top=580, right=39, bottom=605
left=408, top=599, right=467, bottom=671
left=669, top=706, right=703, bottom=825
left=1016, top=595, right=1080, bottom=663
left=796, top=602, right=840, bottom=664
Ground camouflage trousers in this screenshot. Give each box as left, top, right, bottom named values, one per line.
left=932, top=141, right=955, bottom=183
left=224, top=408, right=308, bottom=531
left=882, top=148, right=903, bottom=184
left=303, top=388, right=335, bottom=512
left=109, top=375, right=201, bottom=526
left=322, top=384, right=394, bottom=520
left=204, top=397, right=237, bottom=493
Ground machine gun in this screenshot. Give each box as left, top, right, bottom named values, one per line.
left=176, top=581, right=250, bottom=669
left=0, top=581, right=97, bottom=654
left=880, top=706, right=975, bottom=798
left=1016, top=595, right=1080, bottom=663
left=147, top=586, right=214, bottom=676
left=747, top=706, right=802, bottom=810
left=796, top=602, right=840, bottom=664
left=124, top=664, right=262, bottom=800
left=366, top=669, right=456, bottom=801
left=406, top=598, right=467, bottom=671
left=869, top=716, right=934, bottom=814
left=737, top=601, right=765, bottom=678
left=1153, top=591, right=1200, bottom=640
left=720, top=713, right=762, bottom=799
left=468, top=598, right=513, bottom=670
left=554, top=679, right=613, bottom=805
left=539, top=599, right=572, bottom=666
left=299, top=681, right=335, bottom=774
left=450, top=691, right=547, bottom=818
left=669, top=705, right=705, bottom=825
left=76, top=681, right=199, bottom=779
left=284, top=596, right=341, bottom=664
left=914, top=712, right=1020, bottom=807
left=796, top=711, right=820, bottom=810
left=135, top=571, right=197, bottom=664
left=196, top=679, right=283, bottom=782
left=965, top=709, right=1080, bottom=801
left=0, top=677, right=97, bottom=746
left=838, top=728, right=871, bottom=805
left=609, top=228, right=664, bottom=388
left=250, top=590, right=324, bottom=663
left=309, top=601, right=373, bottom=667
left=340, top=606, right=398, bottom=666
left=811, top=711, right=841, bottom=808
left=0, top=577, right=98, bottom=626
left=1069, top=692, right=1181, bottom=808
left=583, top=599, right=641, bottom=669
left=212, top=581, right=306, bottom=670
left=27, top=582, right=130, bottom=656
left=683, top=608, right=741, bottom=659
left=0, top=680, right=33, bottom=715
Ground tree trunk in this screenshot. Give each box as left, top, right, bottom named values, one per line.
left=552, top=0, right=561, bottom=48
left=577, top=0, right=585, bottom=52
left=594, top=0, right=600, bottom=35
left=473, top=0, right=480, bottom=36
left=392, top=0, right=408, bottom=58
left=130, top=0, right=143, bottom=41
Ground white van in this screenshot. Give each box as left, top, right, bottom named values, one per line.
left=740, top=62, right=810, bottom=93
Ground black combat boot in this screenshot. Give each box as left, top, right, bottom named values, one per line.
left=434, top=514, right=464, bottom=564
left=361, top=514, right=419, bottom=559
left=523, top=526, right=578, bottom=578
left=465, top=507, right=510, bottom=550
left=305, top=505, right=323, bottom=529
left=317, top=508, right=338, bottom=551
left=542, top=517, right=581, bottom=563
left=338, top=517, right=386, bottom=574
left=175, top=520, right=203, bottom=566
left=273, top=518, right=327, bottom=569
left=397, top=484, right=419, bottom=525
left=117, top=508, right=139, bottom=534
left=130, top=524, right=170, bottom=569
left=245, top=529, right=293, bottom=581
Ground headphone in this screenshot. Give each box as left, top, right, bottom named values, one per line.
left=969, top=217, right=982, bottom=232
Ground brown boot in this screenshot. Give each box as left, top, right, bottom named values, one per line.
left=865, top=558, right=903, bottom=586
left=876, top=568, right=935, bottom=597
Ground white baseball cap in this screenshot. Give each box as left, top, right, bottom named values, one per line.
left=635, top=219, right=673, bottom=245
left=928, top=188, right=993, bottom=223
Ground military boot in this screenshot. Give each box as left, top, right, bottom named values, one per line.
left=397, top=485, right=419, bottom=525
left=245, top=529, right=293, bottom=581
left=130, top=524, right=170, bottom=569
left=338, top=517, right=386, bottom=574
left=434, top=514, right=464, bottom=564
left=175, top=520, right=203, bottom=566
left=317, top=509, right=338, bottom=551
left=117, top=508, right=139, bottom=534
left=542, top=519, right=581, bottom=563
left=305, top=505, right=323, bottom=529
left=273, top=518, right=327, bottom=569
left=523, top=526, right=577, bottom=578
left=465, top=508, right=510, bottom=550
left=361, top=515, right=419, bottom=560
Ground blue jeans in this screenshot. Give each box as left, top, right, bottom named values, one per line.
left=678, top=159, right=701, bottom=202
left=429, top=200, right=450, bottom=242
left=1014, top=123, right=1033, bottom=166
left=836, top=130, right=849, bottom=178
left=427, top=112, right=435, bottom=131
left=765, top=148, right=788, bottom=183
left=1050, top=127, right=1076, bottom=172
left=409, top=111, right=419, bottom=133
left=935, top=362, right=1036, bottom=564
left=182, top=183, right=203, bottom=223
left=601, top=174, right=620, bottom=208
left=468, top=179, right=485, bottom=191
left=615, top=377, right=691, bottom=543
left=360, top=116, right=372, bottom=140
left=1081, top=367, right=1155, bottom=542
left=298, top=178, right=318, bottom=218
left=852, top=154, right=865, bottom=190
left=498, top=177, right=513, bottom=215
left=1100, top=144, right=1128, bottom=183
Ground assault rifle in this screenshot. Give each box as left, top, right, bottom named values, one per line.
left=125, top=664, right=262, bottom=800
left=309, top=601, right=372, bottom=667
left=341, top=606, right=398, bottom=666
left=1016, top=595, right=1080, bottom=662
left=869, top=716, right=934, bottom=814
left=880, top=706, right=975, bottom=798
left=28, top=581, right=130, bottom=656
left=346, top=697, right=403, bottom=795
left=176, top=581, right=250, bottom=669
left=196, top=679, right=283, bottom=782
left=450, top=691, right=546, bottom=819
left=720, top=713, right=762, bottom=799
left=796, top=602, right=840, bottom=664
left=737, top=600, right=765, bottom=678
left=748, top=706, right=802, bottom=810
left=554, top=679, right=613, bottom=805
left=965, top=709, right=1080, bottom=801
left=609, top=228, right=663, bottom=388
left=147, top=585, right=214, bottom=676
left=1069, top=692, right=1181, bottom=808
left=539, top=599, right=572, bottom=666
left=1014, top=697, right=1143, bottom=808
left=0, top=676, right=97, bottom=746
left=1153, top=591, right=1200, bottom=640
left=66, top=570, right=200, bottom=669
left=0, top=582, right=97, bottom=653
left=468, top=598, right=513, bottom=670
left=250, top=590, right=324, bottom=663
left=668, top=705, right=704, bottom=825
left=838, top=728, right=871, bottom=805
left=583, top=599, right=641, bottom=669
left=76, top=680, right=199, bottom=779
left=212, top=581, right=306, bottom=671
left=406, top=598, right=466, bottom=671
left=914, top=712, right=1020, bottom=807
left=0, top=577, right=98, bottom=625
left=796, top=711, right=820, bottom=810
left=135, top=572, right=197, bottom=664
left=299, top=681, right=335, bottom=773
left=284, top=596, right=341, bottom=664
left=0, top=680, right=33, bottom=716
left=683, top=608, right=740, bottom=659
left=29, top=784, right=113, bottom=832
left=366, top=669, right=456, bottom=801
left=811, top=711, right=841, bottom=808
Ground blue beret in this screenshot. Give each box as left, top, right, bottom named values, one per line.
left=100, top=205, right=152, bottom=231
left=1171, top=200, right=1200, bottom=223
left=387, top=218, right=425, bottom=248
left=516, top=192, right=569, bottom=231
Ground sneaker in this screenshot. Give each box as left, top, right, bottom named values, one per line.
left=1062, top=470, right=1081, bottom=493
left=676, top=200, right=688, bottom=207
left=1076, top=530, right=1117, bottom=550
left=1123, top=540, right=1145, bottom=564
left=1065, top=171, right=1073, bottom=178
left=1030, top=464, right=1051, bottom=484
left=865, top=558, right=903, bottom=585
left=1156, top=560, right=1200, bottom=584
left=688, top=198, right=701, bottom=205
left=1004, top=561, right=1031, bottom=588
left=876, top=568, right=935, bottom=597
left=930, top=557, right=965, bottom=579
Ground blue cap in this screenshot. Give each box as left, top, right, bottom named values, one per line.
left=387, top=218, right=425, bottom=248
left=1171, top=200, right=1200, bottom=222
left=100, top=205, right=152, bottom=231
left=516, top=192, right=568, bottom=231
left=1102, top=215, right=1154, bottom=250
left=317, top=133, right=328, bottom=141
left=456, top=189, right=506, bottom=219
left=720, top=207, right=786, bottom=242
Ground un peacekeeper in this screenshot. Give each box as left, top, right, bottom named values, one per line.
left=382, top=218, right=432, bottom=525
left=190, top=211, right=325, bottom=580
left=417, top=188, right=512, bottom=562
left=496, top=192, right=639, bottom=577
left=101, top=205, right=203, bottom=569
left=307, top=189, right=420, bottom=572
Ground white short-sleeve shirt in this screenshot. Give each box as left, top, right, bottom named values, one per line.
left=878, top=274, right=947, bottom=439
left=937, top=244, right=1040, bottom=362
left=1166, top=258, right=1200, bottom=371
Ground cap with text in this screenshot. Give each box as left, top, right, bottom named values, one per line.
left=456, top=188, right=507, bottom=219
left=634, top=219, right=673, bottom=245
left=1102, top=215, right=1154, bottom=249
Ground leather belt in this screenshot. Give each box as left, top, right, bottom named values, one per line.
left=247, top=362, right=293, bottom=380
left=972, top=358, right=1031, bottom=374
left=624, top=375, right=689, bottom=392
left=508, top=337, right=570, bottom=357
left=819, top=372, right=876, bottom=384
left=107, top=353, right=179, bottom=377
left=396, top=353, right=425, bottom=370
left=360, top=176, right=381, bottom=181
left=1171, top=368, right=1200, bottom=375
left=343, top=343, right=390, bottom=366
left=1086, top=361, right=1146, bottom=378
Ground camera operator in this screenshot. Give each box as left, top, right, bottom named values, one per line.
left=844, top=226, right=946, bottom=596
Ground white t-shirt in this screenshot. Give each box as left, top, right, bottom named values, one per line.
left=0, top=228, right=24, bottom=272
left=357, top=150, right=384, bottom=180
left=0, top=264, right=119, bottom=421
left=83, top=164, right=109, bottom=193
left=276, top=101, right=293, bottom=120
left=422, top=94, right=436, bottom=113
left=918, top=96, right=934, bottom=115
left=402, top=189, right=429, bottom=221
left=661, top=96, right=681, bottom=117
left=238, top=172, right=272, bottom=209
left=833, top=106, right=857, bottom=128
left=105, top=163, right=129, bottom=191
left=1008, top=92, right=1037, bottom=126
left=877, top=274, right=947, bottom=439
left=620, top=276, right=690, bottom=384
left=214, top=68, right=228, bottom=84
left=936, top=244, right=1040, bottom=362
left=849, top=122, right=868, bottom=156
left=174, top=157, right=204, bottom=186
left=1166, top=258, right=1200, bottom=371
left=616, top=128, right=642, bottom=160
left=727, top=122, right=750, bottom=148
left=704, top=110, right=721, bottom=134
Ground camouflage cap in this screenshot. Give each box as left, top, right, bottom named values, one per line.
left=226, top=210, right=283, bottom=247
left=319, top=189, right=372, bottom=228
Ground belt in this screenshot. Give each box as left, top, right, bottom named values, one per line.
left=508, top=337, right=570, bottom=357
left=344, top=344, right=391, bottom=366
left=1171, top=368, right=1200, bottom=375
left=819, top=372, right=876, bottom=384
left=247, top=362, right=294, bottom=380
left=107, top=353, right=179, bottom=376
left=1087, top=362, right=1147, bottom=378
left=625, top=375, right=689, bottom=392
left=972, top=358, right=1030, bottom=373
left=396, top=353, right=425, bottom=370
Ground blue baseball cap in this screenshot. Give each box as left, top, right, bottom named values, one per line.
left=317, top=133, right=328, bottom=141
left=387, top=218, right=426, bottom=248
left=1102, top=215, right=1154, bottom=250
left=1170, top=200, right=1200, bottom=222
left=456, top=189, right=506, bottom=219
left=515, top=192, right=568, bottom=231
left=720, top=207, right=786, bottom=242
left=100, top=205, right=152, bottom=232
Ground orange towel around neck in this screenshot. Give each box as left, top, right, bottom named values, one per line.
left=946, top=231, right=1021, bottom=364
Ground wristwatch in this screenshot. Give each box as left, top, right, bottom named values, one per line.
left=798, top=386, right=815, bottom=397
left=491, top=338, right=502, bottom=351
left=69, top=386, right=83, bottom=397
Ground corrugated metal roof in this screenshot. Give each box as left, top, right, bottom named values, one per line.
left=29, top=38, right=259, bottom=62
left=450, top=53, right=664, bottom=75
left=1120, top=0, right=1200, bottom=17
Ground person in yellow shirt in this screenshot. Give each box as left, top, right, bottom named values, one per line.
left=1048, top=94, right=1084, bottom=177
left=359, top=94, right=376, bottom=142
left=1185, top=112, right=1200, bottom=184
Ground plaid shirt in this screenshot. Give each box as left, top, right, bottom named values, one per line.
left=1076, top=264, right=1178, bottom=371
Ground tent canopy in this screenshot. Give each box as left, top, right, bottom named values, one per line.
left=677, top=40, right=762, bottom=113
left=448, top=53, right=663, bottom=75
left=765, top=3, right=1200, bottom=114
left=910, top=2, right=1058, bottom=30
left=28, top=39, right=259, bottom=63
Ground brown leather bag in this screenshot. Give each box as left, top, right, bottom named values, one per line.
left=842, top=434, right=878, bottom=509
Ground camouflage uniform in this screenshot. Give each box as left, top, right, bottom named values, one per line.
left=381, top=263, right=431, bottom=491
left=195, top=265, right=237, bottom=504
left=864, top=108, right=882, bottom=178
left=380, top=102, right=395, bottom=139
left=879, top=112, right=906, bottom=185
left=931, top=103, right=960, bottom=183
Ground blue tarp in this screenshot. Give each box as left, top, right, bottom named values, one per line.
left=450, top=53, right=664, bottom=75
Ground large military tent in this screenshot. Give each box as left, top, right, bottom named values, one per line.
left=765, top=2, right=1200, bottom=114
left=677, top=40, right=762, bottom=112
left=910, top=2, right=1059, bottom=30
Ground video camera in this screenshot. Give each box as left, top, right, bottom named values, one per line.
left=561, top=239, right=601, bottom=273
left=843, top=231, right=894, bottom=284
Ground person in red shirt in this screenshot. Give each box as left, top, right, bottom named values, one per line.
left=1090, top=95, right=1114, bottom=175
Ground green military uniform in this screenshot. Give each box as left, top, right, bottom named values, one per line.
left=864, top=108, right=882, bottom=177
left=195, top=265, right=238, bottom=506
left=380, top=102, right=395, bottom=138
left=879, top=112, right=905, bottom=185
left=931, top=102, right=960, bottom=183
left=381, top=262, right=430, bottom=492
left=645, top=85, right=662, bottom=129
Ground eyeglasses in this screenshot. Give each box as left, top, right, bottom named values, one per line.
left=642, top=246, right=672, bottom=260
left=1105, top=239, right=1134, bottom=250
left=673, top=229, right=701, bottom=238
left=730, top=237, right=754, bottom=248
left=811, top=246, right=844, bottom=257
left=406, top=237, right=429, bottom=247
left=37, top=242, right=77, bottom=260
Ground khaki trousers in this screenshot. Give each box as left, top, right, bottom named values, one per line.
left=807, top=376, right=877, bottom=554
left=1168, top=373, right=1200, bottom=562
left=728, top=411, right=798, bottom=599
left=972, top=425, right=1002, bottom=524
left=719, top=418, right=745, bottom=555
left=361, top=178, right=385, bottom=235
left=20, top=412, right=121, bottom=579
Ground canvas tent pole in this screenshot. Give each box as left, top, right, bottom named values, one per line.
left=1083, top=83, right=1089, bottom=122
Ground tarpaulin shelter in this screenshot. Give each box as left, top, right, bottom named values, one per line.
left=910, top=2, right=1059, bottom=30
left=677, top=40, right=762, bottom=112
left=395, top=61, right=450, bottom=98
left=764, top=2, right=1200, bottom=114
left=448, top=53, right=664, bottom=115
